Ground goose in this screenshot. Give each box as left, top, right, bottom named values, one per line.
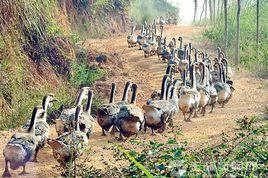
left=169, top=37, right=176, bottom=52
left=150, top=65, right=175, bottom=101
left=166, top=79, right=180, bottom=129
left=148, top=33, right=158, bottom=56
left=197, top=62, right=211, bottom=116
left=213, top=63, right=233, bottom=107
left=143, top=75, right=176, bottom=135
left=178, top=63, right=201, bottom=121
left=137, top=25, right=146, bottom=50
left=142, top=38, right=151, bottom=58
left=20, top=94, right=57, bottom=162
left=97, top=83, right=120, bottom=136
left=115, top=84, right=144, bottom=141
left=159, top=16, right=165, bottom=25
left=221, top=58, right=233, bottom=83
left=78, top=90, right=95, bottom=138
left=156, top=25, right=164, bottom=44
left=3, top=106, right=45, bottom=177
left=156, top=36, right=164, bottom=59
left=55, top=87, right=90, bottom=136
left=177, top=37, right=184, bottom=59
left=47, top=105, right=88, bottom=168
left=161, top=37, right=171, bottom=61
left=178, top=45, right=189, bottom=79
left=127, top=25, right=137, bottom=48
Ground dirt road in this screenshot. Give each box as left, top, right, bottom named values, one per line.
left=0, top=25, right=267, bottom=177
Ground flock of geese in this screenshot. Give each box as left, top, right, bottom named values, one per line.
left=2, top=23, right=235, bottom=177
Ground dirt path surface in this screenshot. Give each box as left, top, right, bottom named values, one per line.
left=0, top=25, right=267, bottom=177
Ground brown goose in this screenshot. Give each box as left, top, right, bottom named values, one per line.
left=55, top=87, right=90, bottom=136
left=47, top=105, right=88, bottom=168
left=97, top=83, right=120, bottom=136
left=178, top=63, right=201, bottom=121
left=116, top=84, right=144, bottom=141
left=3, top=107, right=45, bottom=177
left=143, top=75, right=175, bottom=135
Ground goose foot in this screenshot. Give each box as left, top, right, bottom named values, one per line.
left=2, top=160, right=11, bottom=177
left=209, top=104, right=215, bottom=113
left=118, top=133, right=126, bottom=141
left=31, top=158, right=38, bottom=163
left=2, top=171, right=11, bottom=177
left=31, top=148, right=40, bottom=162
left=201, top=107, right=206, bottom=116
left=110, top=126, right=117, bottom=135
left=19, top=166, right=28, bottom=176
left=193, top=111, right=198, bottom=118
left=151, top=129, right=158, bottom=136
left=101, top=129, right=107, bottom=136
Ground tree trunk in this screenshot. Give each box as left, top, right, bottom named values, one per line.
left=205, top=0, right=208, bottom=19
left=217, top=0, right=220, bottom=16
left=213, top=0, right=216, bottom=23
left=235, top=0, right=241, bottom=66
left=256, top=0, right=260, bottom=58
left=200, top=0, right=206, bottom=21
left=209, top=0, right=213, bottom=24
left=193, top=0, right=198, bottom=22
left=224, top=0, right=228, bottom=55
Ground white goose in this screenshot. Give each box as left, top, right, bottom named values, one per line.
left=179, top=63, right=201, bottom=121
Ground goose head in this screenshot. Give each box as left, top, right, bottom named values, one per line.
left=130, top=83, right=138, bottom=105
left=178, top=36, right=182, bottom=49
left=76, top=87, right=90, bottom=106
left=28, top=106, right=45, bottom=134
left=42, top=94, right=57, bottom=112
left=217, top=47, right=221, bottom=59
left=160, top=25, right=164, bottom=38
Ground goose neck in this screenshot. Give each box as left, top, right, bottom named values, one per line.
left=109, top=83, right=116, bottom=103
left=160, top=76, right=168, bottom=100
left=85, top=90, right=93, bottom=115
left=130, top=84, right=137, bottom=104
left=122, top=82, right=131, bottom=102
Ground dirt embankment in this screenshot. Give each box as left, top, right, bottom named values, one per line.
left=0, top=25, right=267, bottom=177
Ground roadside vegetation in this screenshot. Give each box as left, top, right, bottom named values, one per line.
left=201, top=0, right=268, bottom=76
left=62, top=115, right=267, bottom=177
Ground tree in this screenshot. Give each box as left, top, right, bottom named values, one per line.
left=205, top=0, right=208, bottom=19
left=235, top=0, right=241, bottom=65
left=200, top=0, right=206, bottom=21
left=193, top=0, right=198, bottom=22
left=256, top=0, right=260, bottom=58
left=209, top=0, right=213, bottom=24
left=213, top=0, right=216, bottom=23
left=217, top=0, right=220, bottom=17
left=224, top=0, right=228, bottom=55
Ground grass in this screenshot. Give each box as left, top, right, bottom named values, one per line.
left=71, top=115, right=267, bottom=177
left=202, top=1, right=268, bottom=76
